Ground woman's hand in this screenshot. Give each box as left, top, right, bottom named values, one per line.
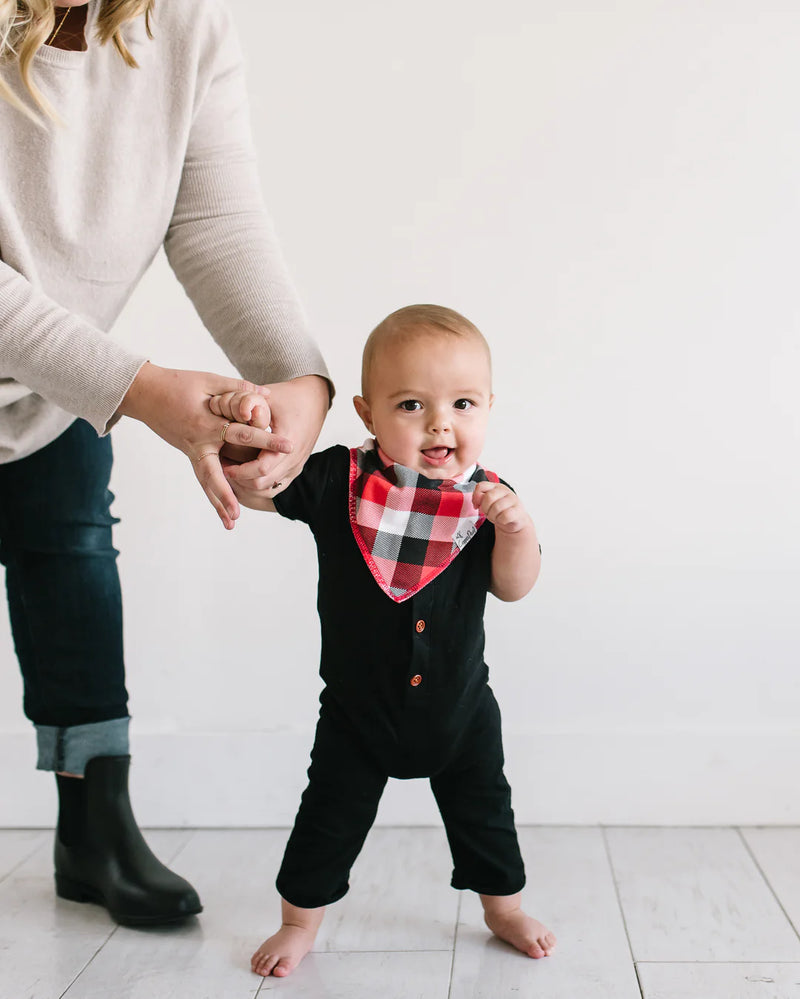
left=222, top=374, right=329, bottom=499
left=117, top=362, right=292, bottom=529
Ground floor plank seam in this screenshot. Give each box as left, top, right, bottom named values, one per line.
left=635, top=960, right=800, bottom=966
left=601, top=826, right=646, bottom=999
left=736, top=826, right=800, bottom=944
left=161, top=826, right=197, bottom=867
left=446, top=890, right=462, bottom=999
left=57, top=926, right=120, bottom=999
left=318, top=948, right=457, bottom=954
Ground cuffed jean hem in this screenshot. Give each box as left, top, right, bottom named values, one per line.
left=35, top=717, right=130, bottom=774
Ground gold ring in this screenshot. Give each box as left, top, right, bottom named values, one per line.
left=220, top=421, right=231, bottom=443
left=193, top=450, right=218, bottom=463
left=272, top=481, right=283, bottom=489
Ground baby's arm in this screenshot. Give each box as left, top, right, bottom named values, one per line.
left=473, top=481, right=541, bottom=601
left=208, top=390, right=277, bottom=511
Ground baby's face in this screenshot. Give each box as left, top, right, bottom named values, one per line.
left=354, top=333, right=493, bottom=478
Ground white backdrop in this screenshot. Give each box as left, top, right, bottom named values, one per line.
left=2, top=0, right=799, bottom=826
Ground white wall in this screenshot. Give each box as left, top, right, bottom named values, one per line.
left=2, top=0, right=799, bottom=827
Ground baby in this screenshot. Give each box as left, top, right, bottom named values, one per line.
left=212, top=304, right=555, bottom=977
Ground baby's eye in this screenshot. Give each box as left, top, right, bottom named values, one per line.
left=399, top=400, right=422, bottom=412
left=453, top=398, right=474, bottom=411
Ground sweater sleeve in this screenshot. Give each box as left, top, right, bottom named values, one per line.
left=0, top=261, right=148, bottom=435
left=163, top=1, right=330, bottom=390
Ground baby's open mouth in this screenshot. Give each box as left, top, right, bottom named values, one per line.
left=422, top=447, right=453, bottom=461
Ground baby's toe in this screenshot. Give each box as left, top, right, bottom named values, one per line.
left=528, top=940, right=546, bottom=959
left=251, top=951, right=278, bottom=977
left=272, top=958, right=294, bottom=978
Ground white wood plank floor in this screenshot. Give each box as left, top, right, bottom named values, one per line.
left=2, top=826, right=799, bottom=999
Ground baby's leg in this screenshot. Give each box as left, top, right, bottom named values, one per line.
left=480, top=892, right=556, bottom=959
left=252, top=702, right=388, bottom=978
left=431, top=689, right=556, bottom=958
left=251, top=898, right=325, bottom=978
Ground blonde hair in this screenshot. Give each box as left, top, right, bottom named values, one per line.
left=0, top=0, right=154, bottom=122
left=361, top=304, right=491, bottom=397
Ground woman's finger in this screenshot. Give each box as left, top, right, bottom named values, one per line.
left=222, top=423, right=292, bottom=454
left=225, top=450, right=283, bottom=485
left=192, top=451, right=240, bottom=529
left=205, top=377, right=267, bottom=397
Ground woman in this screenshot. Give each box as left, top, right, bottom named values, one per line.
left=0, top=0, right=330, bottom=925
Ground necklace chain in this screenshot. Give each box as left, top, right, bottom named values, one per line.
left=46, top=6, right=72, bottom=47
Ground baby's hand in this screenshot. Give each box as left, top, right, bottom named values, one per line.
left=208, top=388, right=272, bottom=430
left=209, top=389, right=273, bottom=465
left=473, top=481, right=533, bottom=535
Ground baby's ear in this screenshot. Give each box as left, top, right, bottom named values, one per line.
left=353, top=395, right=374, bottom=433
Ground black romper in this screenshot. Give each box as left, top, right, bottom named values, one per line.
left=273, top=445, right=526, bottom=908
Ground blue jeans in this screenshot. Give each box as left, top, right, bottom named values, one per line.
left=0, top=419, right=129, bottom=773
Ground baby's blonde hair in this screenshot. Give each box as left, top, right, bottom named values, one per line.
left=0, top=0, right=154, bottom=122
left=361, top=304, right=491, bottom=398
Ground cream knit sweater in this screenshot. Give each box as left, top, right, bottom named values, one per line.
left=0, top=0, right=328, bottom=463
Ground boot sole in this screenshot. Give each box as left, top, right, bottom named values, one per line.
left=56, top=874, right=203, bottom=926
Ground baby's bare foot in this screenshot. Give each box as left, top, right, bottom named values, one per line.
left=250, top=924, right=317, bottom=978
left=486, top=909, right=556, bottom=958
left=481, top=893, right=556, bottom=959
left=251, top=900, right=325, bottom=978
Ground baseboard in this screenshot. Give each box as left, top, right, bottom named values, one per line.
left=1, top=729, right=797, bottom=827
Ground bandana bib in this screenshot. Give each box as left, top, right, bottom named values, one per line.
left=348, top=440, right=500, bottom=602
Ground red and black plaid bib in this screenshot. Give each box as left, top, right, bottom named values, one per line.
left=348, top=440, right=500, bottom=602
